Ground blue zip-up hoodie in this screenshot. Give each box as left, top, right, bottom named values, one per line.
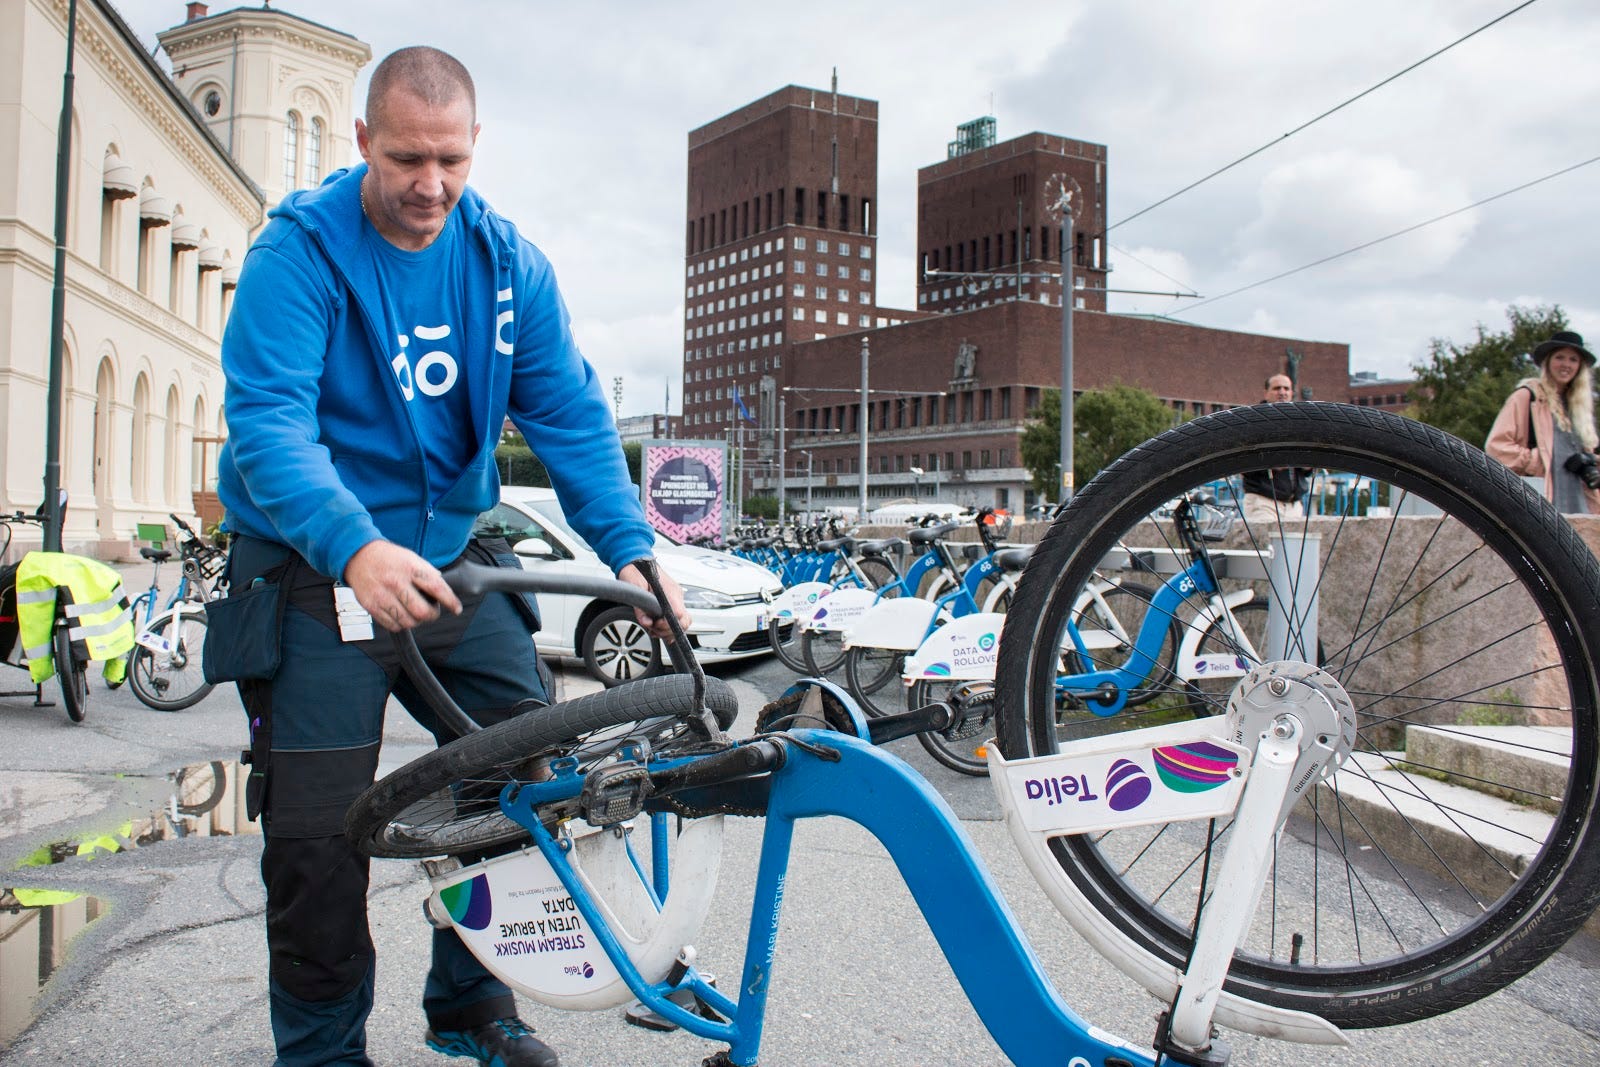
left=217, top=165, right=655, bottom=580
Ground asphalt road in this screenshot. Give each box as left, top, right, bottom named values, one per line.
left=2, top=630, right=1597, bottom=1065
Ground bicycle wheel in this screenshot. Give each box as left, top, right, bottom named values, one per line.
left=129, top=611, right=214, bottom=711
left=800, top=627, right=847, bottom=675
left=993, top=403, right=1600, bottom=1028
left=910, top=679, right=994, bottom=776
left=1065, top=580, right=1175, bottom=709
left=843, top=644, right=908, bottom=717
left=767, top=616, right=808, bottom=673
left=53, top=625, right=88, bottom=723
left=347, top=674, right=738, bottom=859
left=174, top=759, right=229, bottom=816
left=856, top=556, right=901, bottom=596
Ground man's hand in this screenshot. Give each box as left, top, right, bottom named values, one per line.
left=343, top=541, right=462, bottom=632
left=617, top=561, right=691, bottom=641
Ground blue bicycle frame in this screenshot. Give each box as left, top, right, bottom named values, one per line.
left=1055, top=556, right=1214, bottom=716
left=497, top=725, right=1156, bottom=1067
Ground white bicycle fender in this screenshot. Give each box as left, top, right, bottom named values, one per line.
left=841, top=596, right=940, bottom=651
left=770, top=581, right=833, bottom=619
left=800, top=586, right=877, bottom=633
left=903, top=612, right=1007, bottom=681
left=988, top=754, right=1346, bottom=1046
left=428, top=814, right=724, bottom=1011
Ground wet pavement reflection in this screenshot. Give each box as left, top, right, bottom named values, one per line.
left=0, top=757, right=257, bottom=1047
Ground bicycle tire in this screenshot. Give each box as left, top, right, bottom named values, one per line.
left=800, top=627, right=847, bottom=675
left=856, top=556, right=901, bottom=596
left=993, top=402, right=1600, bottom=1028
left=843, top=644, right=908, bottom=717
left=53, top=625, right=88, bottom=723
left=910, top=679, right=993, bottom=776
left=346, top=674, right=738, bottom=860
left=129, top=611, right=214, bottom=711
left=767, top=616, right=808, bottom=673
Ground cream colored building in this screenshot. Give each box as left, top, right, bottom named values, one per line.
left=0, top=0, right=367, bottom=557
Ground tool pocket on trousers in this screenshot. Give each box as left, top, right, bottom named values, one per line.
left=202, top=580, right=285, bottom=684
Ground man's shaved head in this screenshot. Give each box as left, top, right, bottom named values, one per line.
left=365, top=46, right=476, bottom=132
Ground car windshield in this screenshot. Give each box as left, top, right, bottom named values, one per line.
left=520, top=497, right=676, bottom=554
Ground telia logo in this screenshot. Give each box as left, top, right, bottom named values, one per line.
left=978, top=633, right=996, bottom=651
left=582, top=961, right=595, bottom=978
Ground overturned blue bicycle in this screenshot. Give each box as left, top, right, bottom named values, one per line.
left=346, top=405, right=1600, bottom=1065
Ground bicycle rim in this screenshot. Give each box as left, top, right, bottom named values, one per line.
left=768, top=617, right=808, bottom=673
left=910, top=679, right=993, bottom=776
left=801, top=628, right=847, bottom=674
left=130, top=613, right=213, bottom=711
left=994, top=403, right=1600, bottom=1027
left=346, top=675, right=738, bottom=859
left=844, top=645, right=909, bottom=717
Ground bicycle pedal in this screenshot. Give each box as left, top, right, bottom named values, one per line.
left=579, top=762, right=653, bottom=827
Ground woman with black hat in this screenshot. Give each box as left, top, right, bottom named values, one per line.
left=1486, top=330, right=1600, bottom=513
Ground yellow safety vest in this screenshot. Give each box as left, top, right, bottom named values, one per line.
left=16, top=552, right=133, bottom=685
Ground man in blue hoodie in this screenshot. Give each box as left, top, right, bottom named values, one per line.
left=215, top=46, right=686, bottom=1067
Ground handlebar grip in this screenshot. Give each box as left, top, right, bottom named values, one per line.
left=651, top=738, right=786, bottom=793
left=170, top=513, right=195, bottom=534
left=441, top=561, right=660, bottom=616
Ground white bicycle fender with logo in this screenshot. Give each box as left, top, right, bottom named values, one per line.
left=427, top=814, right=723, bottom=1010
left=800, top=585, right=877, bottom=633
left=991, top=718, right=1252, bottom=836
left=769, top=581, right=833, bottom=619
left=903, top=612, right=1007, bottom=681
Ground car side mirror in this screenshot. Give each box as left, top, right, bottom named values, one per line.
left=513, top=539, right=557, bottom=560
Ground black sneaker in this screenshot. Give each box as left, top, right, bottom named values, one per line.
left=425, top=1017, right=560, bottom=1067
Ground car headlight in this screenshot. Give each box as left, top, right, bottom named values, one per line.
left=680, top=585, right=737, bottom=610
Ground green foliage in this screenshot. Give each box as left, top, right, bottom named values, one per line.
left=495, top=441, right=550, bottom=488
left=1410, top=304, right=1569, bottom=447
left=742, top=494, right=779, bottom=520
left=1020, top=385, right=1179, bottom=495
left=494, top=436, right=642, bottom=489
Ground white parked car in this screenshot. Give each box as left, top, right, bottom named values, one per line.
left=474, top=487, right=783, bottom=686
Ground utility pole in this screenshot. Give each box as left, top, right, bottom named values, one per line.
left=858, top=335, right=870, bottom=522
left=43, top=0, right=79, bottom=551
left=1058, top=200, right=1075, bottom=503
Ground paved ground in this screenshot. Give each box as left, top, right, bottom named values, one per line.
left=1, top=580, right=1597, bottom=1065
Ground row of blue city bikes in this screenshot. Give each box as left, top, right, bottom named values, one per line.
left=345, top=404, right=1600, bottom=1066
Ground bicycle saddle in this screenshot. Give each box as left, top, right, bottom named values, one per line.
left=815, top=537, right=854, bottom=553
left=907, top=522, right=959, bottom=545
left=995, top=546, right=1034, bottom=571
left=140, top=547, right=174, bottom=563
left=856, top=538, right=902, bottom=556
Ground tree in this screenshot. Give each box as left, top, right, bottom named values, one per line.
left=1020, top=384, right=1178, bottom=496
left=742, top=494, right=779, bottom=520
left=1411, top=304, right=1569, bottom=447
left=495, top=433, right=643, bottom=488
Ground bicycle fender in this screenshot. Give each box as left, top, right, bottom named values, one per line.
left=425, top=813, right=724, bottom=1012
left=768, top=581, right=832, bottom=619
left=799, top=586, right=876, bottom=633
left=840, top=597, right=939, bottom=651
left=903, top=612, right=1007, bottom=681
left=990, top=757, right=1348, bottom=1046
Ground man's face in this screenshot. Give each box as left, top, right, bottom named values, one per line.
left=355, top=89, right=479, bottom=251
left=1264, top=376, right=1295, bottom=402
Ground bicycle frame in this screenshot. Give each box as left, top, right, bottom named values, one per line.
left=440, top=725, right=1163, bottom=1067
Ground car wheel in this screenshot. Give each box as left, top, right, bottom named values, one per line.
left=582, top=605, right=662, bottom=687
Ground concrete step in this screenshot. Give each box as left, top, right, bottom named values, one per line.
left=1404, top=725, right=1571, bottom=815
left=1314, top=750, right=1599, bottom=938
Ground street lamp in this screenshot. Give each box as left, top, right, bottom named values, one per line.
left=909, top=465, right=923, bottom=501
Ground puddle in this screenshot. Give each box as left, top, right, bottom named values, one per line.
left=1, top=758, right=258, bottom=1047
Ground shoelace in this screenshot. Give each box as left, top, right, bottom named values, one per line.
left=491, top=1019, right=534, bottom=1041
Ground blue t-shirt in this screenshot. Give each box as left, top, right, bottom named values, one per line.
left=364, top=210, right=475, bottom=492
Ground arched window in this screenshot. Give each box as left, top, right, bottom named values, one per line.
left=131, top=373, right=151, bottom=504
left=283, top=111, right=300, bottom=191
left=305, top=117, right=324, bottom=187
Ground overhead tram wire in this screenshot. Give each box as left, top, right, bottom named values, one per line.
left=1096, top=0, right=1542, bottom=242
left=1166, top=153, right=1600, bottom=316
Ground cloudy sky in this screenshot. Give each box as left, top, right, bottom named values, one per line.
left=112, top=0, right=1600, bottom=415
